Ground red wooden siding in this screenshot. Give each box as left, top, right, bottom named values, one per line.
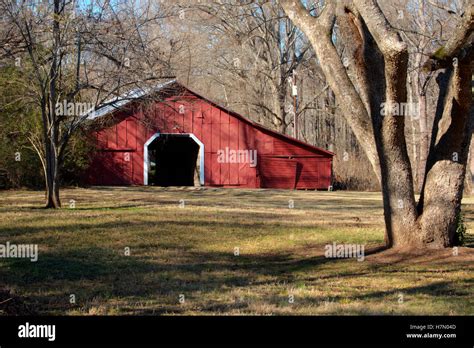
left=84, top=83, right=334, bottom=189
left=259, top=157, right=298, bottom=189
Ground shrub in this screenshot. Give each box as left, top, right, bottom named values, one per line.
left=454, top=212, right=466, bottom=246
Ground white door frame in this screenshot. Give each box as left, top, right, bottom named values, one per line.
left=144, top=133, right=205, bottom=186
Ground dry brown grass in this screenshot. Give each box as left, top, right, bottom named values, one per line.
left=0, top=187, right=473, bottom=315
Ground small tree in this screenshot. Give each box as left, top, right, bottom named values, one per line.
left=0, top=0, right=174, bottom=207
left=280, top=0, right=473, bottom=249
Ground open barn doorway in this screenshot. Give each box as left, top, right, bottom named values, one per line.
left=144, top=133, right=204, bottom=186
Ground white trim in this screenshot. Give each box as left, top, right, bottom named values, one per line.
left=143, top=133, right=161, bottom=186
left=143, top=133, right=205, bottom=186
left=189, top=134, right=205, bottom=186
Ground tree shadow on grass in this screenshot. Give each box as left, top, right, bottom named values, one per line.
left=2, top=240, right=472, bottom=315
left=256, top=279, right=473, bottom=315
left=0, top=242, right=342, bottom=314
left=2, top=227, right=469, bottom=316
left=0, top=220, right=153, bottom=237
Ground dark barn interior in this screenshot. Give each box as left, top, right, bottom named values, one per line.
left=148, top=135, right=199, bottom=186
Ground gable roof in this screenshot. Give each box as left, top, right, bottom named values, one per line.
left=87, top=79, right=177, bottom=121
left=88, top=80, right=335, bottom=157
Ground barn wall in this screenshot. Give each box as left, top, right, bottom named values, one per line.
left=86, top=94, right=333, bottom=189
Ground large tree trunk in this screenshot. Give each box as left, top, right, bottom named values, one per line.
left=417, top=55, right=473, bottom=247
left=356, top=0, right=419, bottom=248
left=281, top=0, right=473, bottom=250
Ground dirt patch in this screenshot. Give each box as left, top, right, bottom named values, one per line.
left=365, top=247, right=474, bottom=266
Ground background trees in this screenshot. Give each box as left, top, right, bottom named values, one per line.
left=0, top=66, right=44, bottom=188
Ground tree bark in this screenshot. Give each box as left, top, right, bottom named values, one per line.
left=280, top=0, right=473, bottom=249
left=418, top=92, right=429, bottom=191
left=418, top=55, right=473, bottom=247
left=44, top=139, right=61, bottom=209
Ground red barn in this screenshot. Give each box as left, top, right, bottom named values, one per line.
left=84, top=80, right=334, bottom=189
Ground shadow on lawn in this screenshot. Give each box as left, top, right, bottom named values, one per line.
left=0, top=243, right=338, bottom=314
left=0, top=240, right=394, bottom=315
left=259, top=279, right=473, bottom=315
left=80, top=186, right=382, bottom=211
left=1, top=240, right=472, bottom=315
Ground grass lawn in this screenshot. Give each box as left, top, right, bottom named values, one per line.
left=0, top=187, right=473, bottom=315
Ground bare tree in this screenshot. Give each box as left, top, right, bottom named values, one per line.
left=178, top=0, right=328, bottom=135
left=0, top=0, right=174, bottom=207
left=281, top=0, right=473, bottom=249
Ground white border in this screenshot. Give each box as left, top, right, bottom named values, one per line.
left=144, top=133, right=205, bottom=186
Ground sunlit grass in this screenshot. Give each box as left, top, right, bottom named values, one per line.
left=0, top=187, right=473, bottom=315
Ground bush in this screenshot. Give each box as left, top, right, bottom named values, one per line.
left=454, top=212, right=466, bottom=246
left=60, top=130, right=96, bottom=186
